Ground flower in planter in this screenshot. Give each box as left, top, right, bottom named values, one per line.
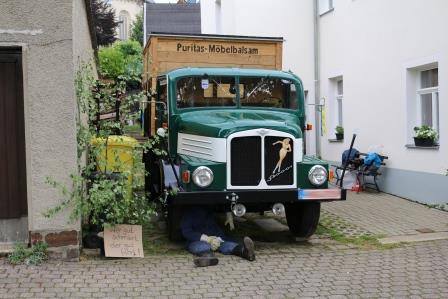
left=413, top=126, right=438, bottom=146
left=335, top=126, right=344, bottom=140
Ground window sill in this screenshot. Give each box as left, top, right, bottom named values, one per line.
left=405, top=144, right=439, bottom=150
left=328, top=139, right=343, bottom=143
left=320, top=8, right=334, bottom=17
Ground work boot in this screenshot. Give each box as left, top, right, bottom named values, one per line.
left=193, top=252, right=219, bottom=267
left=232, top=236, right=256, bottom=261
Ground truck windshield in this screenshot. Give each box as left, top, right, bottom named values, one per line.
left=239, top=77, right=297, bottom=109
left=176, top=76, right=237, bottom=108
left=176, top=76, right=298, bottom=109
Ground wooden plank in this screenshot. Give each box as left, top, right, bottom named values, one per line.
left=159, top=62, right=274, bottom=74
left=99, top=111, right=117, bottom=120
left=276, top=42, right=283, bottom=70
left=144, top=34, right=283, bottom=87
left=157, top=51, right=276, bottom=67
left=156, top=38, right=279, bottom=56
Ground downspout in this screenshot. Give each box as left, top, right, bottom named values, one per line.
left=313, top=0, right=321, bottom=157
left=143, top=1, right=147, bottom=46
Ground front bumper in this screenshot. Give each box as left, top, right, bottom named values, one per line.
left=170, top=188, right=346, bottom=205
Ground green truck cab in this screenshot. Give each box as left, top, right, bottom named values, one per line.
left=143, top=67, right=346, bottom=240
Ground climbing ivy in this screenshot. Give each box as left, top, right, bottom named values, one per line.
left=45, top=63, right=161, bottom=228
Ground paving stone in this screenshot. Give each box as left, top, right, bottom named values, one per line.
left=1, top=197, right=448, bottom=299
left=322, top=192, right=448, bottom=237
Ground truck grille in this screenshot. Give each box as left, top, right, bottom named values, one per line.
left=230, top=135, right=294, bottom=187
left=230, top=136, right=262, bottom=186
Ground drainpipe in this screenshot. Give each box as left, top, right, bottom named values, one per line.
left=313, top=0, right=321, bottom=157
left=143, top=1, right=147, bottom=46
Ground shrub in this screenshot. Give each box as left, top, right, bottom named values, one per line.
left=98, top=40, right=143, bottom=88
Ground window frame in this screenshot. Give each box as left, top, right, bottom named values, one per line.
left=319, top=0, right=334, bottom=16
left=416, top=68, right=439, bottom=135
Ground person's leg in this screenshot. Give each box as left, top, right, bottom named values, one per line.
left=188, top=241, right=212, bottom=255
left=188, top=241, right=219, bottom=267
left=218, top=241, right=239, bottom=255
left=229, top=237, right=256, bottom=261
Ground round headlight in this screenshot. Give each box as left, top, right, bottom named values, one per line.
left=192, top=166, right=214, bottom=188
left=308, top=165, right=328, bottom=186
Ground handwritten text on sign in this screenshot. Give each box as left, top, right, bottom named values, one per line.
left=104, top=224, right=144, bottom=258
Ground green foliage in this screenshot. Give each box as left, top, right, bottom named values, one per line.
left=7, top=242, right=48, bottom=266
left=45, top=63, right=159, bottom=229
left=130, top=12, right=144, bottom=46
left=335, top=125, right=344, bottom=134
left=413, top=125, right=438, bottom=140
left=98, top=40, right=143, bottom=88
left=98, top=46, right=126, bottom=79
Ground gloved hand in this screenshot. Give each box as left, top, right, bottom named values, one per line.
left=200, top=234, right=223, bottom=251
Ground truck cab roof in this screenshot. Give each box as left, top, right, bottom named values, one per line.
left=163, top=67, right=302, bottom=83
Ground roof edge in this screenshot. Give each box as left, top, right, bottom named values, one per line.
left=148, top=32, right=284, bottom=42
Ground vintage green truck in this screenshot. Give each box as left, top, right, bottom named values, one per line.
left=142, top=34, right=345, bottom=240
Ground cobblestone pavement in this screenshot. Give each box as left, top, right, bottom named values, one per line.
left=1, top=239, right=448, bottom=298
left=322, top=192, right=448, bottom=236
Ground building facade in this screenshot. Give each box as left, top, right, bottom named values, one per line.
left=201, top=0, right=448, bottom=205
left=0, top=0, right=96, bottom=259
left=108, top=0, right=143, bottom=40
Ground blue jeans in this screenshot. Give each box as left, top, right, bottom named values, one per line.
left=188, top=240, right=238, bottom=255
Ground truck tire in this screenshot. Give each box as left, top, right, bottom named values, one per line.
left=144, top=151, right=164, bottom=201
left=167, top=205, right=184, bottom=242
left=285, top=202, right=321, bottom=239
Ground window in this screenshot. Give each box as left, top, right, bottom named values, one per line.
left=118, top=11, right=130, bottom=40
left=406, top=61, right=439, bottom=144
left=336, top=79, right=343, bottom=127
left=417, top=68, right=439, bottom=132
left=239, top=77, right=298, bottom=109
left=176, top=76, right=237, bottom=108
left=319, top=0, right=334, bottom=15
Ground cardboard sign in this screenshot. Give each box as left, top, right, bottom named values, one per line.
left=104, top=224, right=144, bottom=258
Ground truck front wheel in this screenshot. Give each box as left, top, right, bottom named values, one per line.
left=285, top=202, right=321, bottom=239
left=167, top=205, right=184, bottom=242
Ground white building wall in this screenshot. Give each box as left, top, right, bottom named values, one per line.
left=109, top=0, right=143, bottom=40
left=201, top=0, right=448, bottom=204
left=318, top=0, right=447, bottom=175
left=201, top=0, right=317, bottom=154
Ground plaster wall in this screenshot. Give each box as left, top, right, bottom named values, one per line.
left=0, top=0, right=82, bottom=232
left=319, top=0, right=448, bottom=175
left=73, top=0, right=97, bottom=70
left=200, top=0, right=317, bottom=154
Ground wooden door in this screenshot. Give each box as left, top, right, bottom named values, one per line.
left=0, top=48, right=27, bottom=219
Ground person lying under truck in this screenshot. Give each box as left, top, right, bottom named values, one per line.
left=181, top=206, right=256, bottom=267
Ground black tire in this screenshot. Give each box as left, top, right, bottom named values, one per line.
left=285, top=202, right=321, bottom=239
left=144, top=151, right=164, bottom=201
left=167, top=204, right=184, bottom=242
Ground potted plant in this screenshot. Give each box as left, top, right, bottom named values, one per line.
left=413, top=126, right=438, bottom=146
left=335, top=126, right=344, bottom=140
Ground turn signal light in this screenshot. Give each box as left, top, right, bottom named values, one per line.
left=306, top=123, right=313, bottom=130
left=182, top=170, right=190, bottom=184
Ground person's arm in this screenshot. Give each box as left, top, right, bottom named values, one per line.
left=180, top=211, right=202, bottom=242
